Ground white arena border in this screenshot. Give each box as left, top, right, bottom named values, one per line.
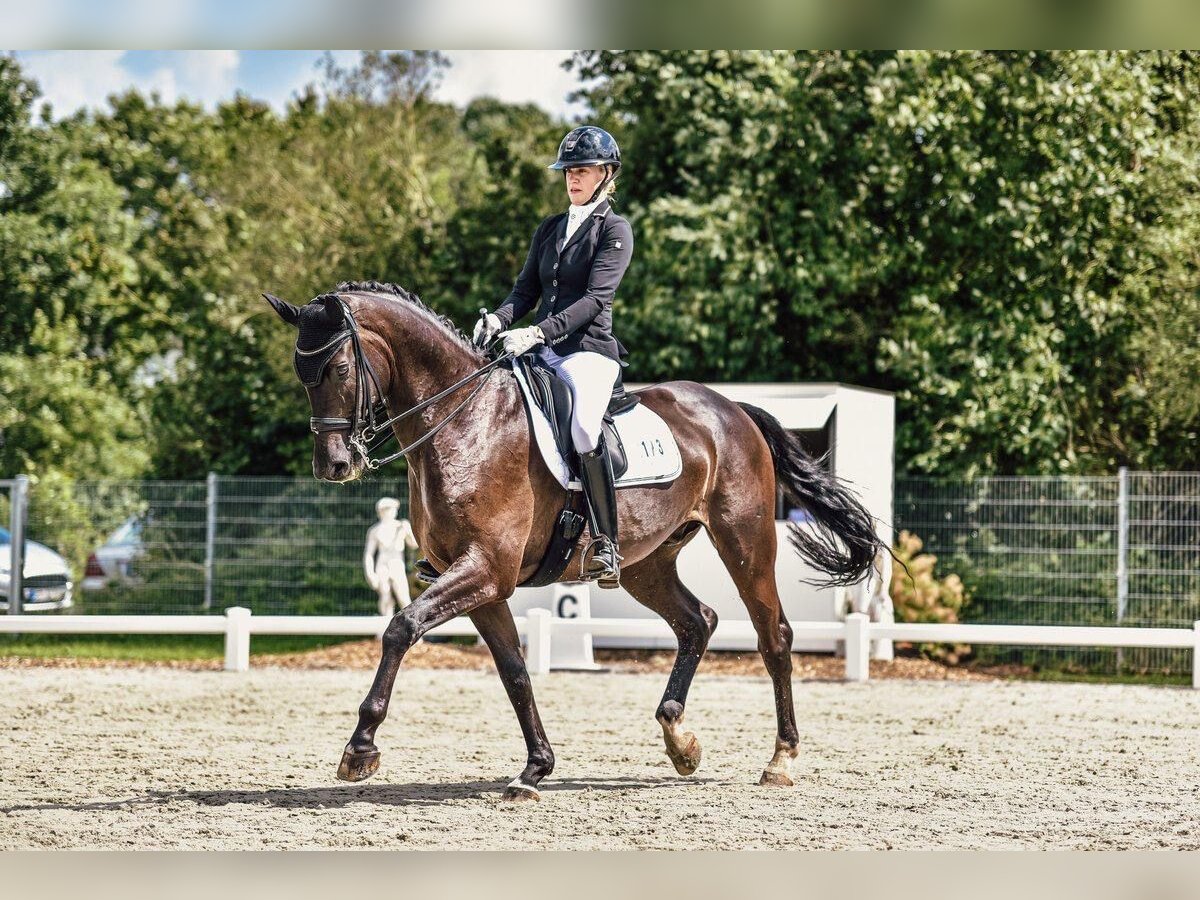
left=1, top=611, right=1197, bottom=687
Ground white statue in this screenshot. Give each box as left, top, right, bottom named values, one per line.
left=363, top=497, right=418, bottom=617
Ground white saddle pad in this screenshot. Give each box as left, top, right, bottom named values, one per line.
left=511, top=365, right=683, bottom=491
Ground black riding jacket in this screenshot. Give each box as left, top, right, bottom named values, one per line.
left=495, top=198, right=633, bottom=365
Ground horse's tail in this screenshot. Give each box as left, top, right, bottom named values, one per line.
left=737, top=401, right=884, bottom=586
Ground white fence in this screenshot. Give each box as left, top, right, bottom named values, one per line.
left=1, top=610, right=1197, bottom=687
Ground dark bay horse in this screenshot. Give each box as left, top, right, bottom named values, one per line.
left=265, top=282, right=884, bottom=801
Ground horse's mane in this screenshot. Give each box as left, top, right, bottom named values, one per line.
left=330, top=280, right=483, bottom=358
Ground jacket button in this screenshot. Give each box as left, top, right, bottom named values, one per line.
left=552, top=279, right=558, bottom=286
left=551, top=295, right=556, bottom=301
left=553, top=263, right=558, bottom=270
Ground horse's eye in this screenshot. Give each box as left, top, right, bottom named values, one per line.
left=336, top=363, right=350, bottom=378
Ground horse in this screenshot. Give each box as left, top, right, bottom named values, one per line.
left=264, top=281, right=886, bottom=802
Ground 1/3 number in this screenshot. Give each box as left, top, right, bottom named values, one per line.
left=640, top=438, right=665, bottom=457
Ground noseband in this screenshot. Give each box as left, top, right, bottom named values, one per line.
left=300, top=298, right=510, bottom=470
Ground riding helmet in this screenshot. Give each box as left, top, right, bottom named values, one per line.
left=548, top=126, right=622, bottom=171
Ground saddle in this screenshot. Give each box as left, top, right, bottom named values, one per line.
left=510, top=354, right=639, bottom=481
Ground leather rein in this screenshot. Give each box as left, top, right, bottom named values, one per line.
left=305, top=300, right=511, bottom=470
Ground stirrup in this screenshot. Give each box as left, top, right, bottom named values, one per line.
left=414, top=557, right=441, bottom=584
left=581, top=536, right=622, bottom=588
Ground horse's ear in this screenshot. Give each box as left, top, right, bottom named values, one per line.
left=262, top=292, right=301, bottom=327
left=321, top=293, right=346, bottom=327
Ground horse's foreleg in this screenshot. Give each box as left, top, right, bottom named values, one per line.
left=338, top=549, right=504, bottom=783
left=621, top=551, right=717, bottom=777
left=469, top=602, right=555, bottom=802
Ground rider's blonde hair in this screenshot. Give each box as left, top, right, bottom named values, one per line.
left=602, top=165, right=618, bottom=200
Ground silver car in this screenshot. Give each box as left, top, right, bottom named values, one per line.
left=82, top=516, right=144, bottom=591
left=0, top=526, right=74, bottom=612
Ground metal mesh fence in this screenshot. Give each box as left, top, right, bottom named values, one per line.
left=894, top=471, right=1200, bottom=676
left=12, top=471, right=1200, bottom=676
left=23, top=475, right=410, bottom=616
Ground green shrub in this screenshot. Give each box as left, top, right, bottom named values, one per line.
left=890, top=530, right=969, bottom=663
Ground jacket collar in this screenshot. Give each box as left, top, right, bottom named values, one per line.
left=559, top=198, right=610, bottom=253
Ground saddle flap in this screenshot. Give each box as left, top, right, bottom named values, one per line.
left=509, top=356, right=681, bottom=491
left=517, top=356, right=576, bottom=466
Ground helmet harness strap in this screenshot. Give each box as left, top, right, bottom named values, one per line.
left=585, top=164, right=616, bottom=204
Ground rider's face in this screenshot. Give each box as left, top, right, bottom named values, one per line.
left=565, top=164, right=607, bottom=205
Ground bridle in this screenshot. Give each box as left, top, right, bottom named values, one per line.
left=302, top=298, right=511, bottom=470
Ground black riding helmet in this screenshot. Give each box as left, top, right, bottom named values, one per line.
left=549, top=126, right=621, bottom=203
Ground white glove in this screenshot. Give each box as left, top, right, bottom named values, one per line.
left=472, top=308, right=503, bottom=347
left=499, top=326, right=545, bottom=356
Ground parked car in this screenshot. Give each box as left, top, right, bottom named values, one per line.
left=0, top=526, right=74, bottom=612
left=82, top=515, right=145, bottom=591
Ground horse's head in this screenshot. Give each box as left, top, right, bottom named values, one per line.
left=264, top=291, right=391, bottom=483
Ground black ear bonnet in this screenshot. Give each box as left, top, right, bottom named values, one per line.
left=293, top=299, right=352, bottom=387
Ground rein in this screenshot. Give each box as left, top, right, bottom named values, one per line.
left=307, top=300, right=511, bottom=470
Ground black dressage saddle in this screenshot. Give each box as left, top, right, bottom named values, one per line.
left=510, top=354, right=640, bottom=481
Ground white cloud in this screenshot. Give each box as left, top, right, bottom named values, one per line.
left=13, top=50, right=239, bottom=118
left=13, top=49, right=585, bottom=121
left=177, top=50, right=239, bottom=100
left=16, top=51, right=135, bottom=116
left=438, top=51, right=585, bottom=119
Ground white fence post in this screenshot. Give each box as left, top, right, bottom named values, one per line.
left=224, top=606, right=251, bottom=672
left=549, top=582, right=599, bottom=670
left=1193, top=621, right=1200, bottom=691
left=844, top=613, right=870, bottom=683
left=525, top=608, right=552, bottom=676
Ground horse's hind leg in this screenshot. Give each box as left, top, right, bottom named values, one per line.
left=620, top=540, right=717, bottom=777
left=469, top=602, right=555, bottom=802
left=706, top=512, right=800, bottom=787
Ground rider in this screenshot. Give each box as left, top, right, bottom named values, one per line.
left=474, top=125, right=633, bottom=587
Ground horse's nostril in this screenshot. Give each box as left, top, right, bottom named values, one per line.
left=329, top=460, right=350, bottom=479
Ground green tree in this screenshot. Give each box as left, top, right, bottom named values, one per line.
left=0, top=55, right=153, bottom=483
left=572, top=51, right=1200, bottom=475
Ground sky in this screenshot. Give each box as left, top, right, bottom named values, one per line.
left=9, top=50, right=589, bottom=120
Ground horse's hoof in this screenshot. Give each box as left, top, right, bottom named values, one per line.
left=758, top=768, right=794, bottom=787
left=501, top=784, right=540, bottom=803
left=666, top=732, right=702, bottom=776
left=337, top=746, right=381, bottom=783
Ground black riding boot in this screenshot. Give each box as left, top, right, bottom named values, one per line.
left=578, top=433, right=621, bottom=588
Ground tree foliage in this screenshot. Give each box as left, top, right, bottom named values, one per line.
left=2, top=51, right=1199, bottom=483
left=572, top=50, right=1200, bottom=474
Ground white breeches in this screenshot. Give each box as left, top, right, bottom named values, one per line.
left=534, top=346, right=620, bottom=453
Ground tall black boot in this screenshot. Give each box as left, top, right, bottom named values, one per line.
left=578, top=433, right=621, bottom=588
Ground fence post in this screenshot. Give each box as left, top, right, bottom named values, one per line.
left=224, top=606, right=251, bottom=672
left=1193, top=622, right=1200, bottom=691
left=1116, top=467, right=1129, bottom=623
left=7, top=475, right=29, bottom=617
left=203, top=472, right=218, bottom=610
left=526, top=608, right=552, bottom=676
left=844, top=613, right=870, bottom=683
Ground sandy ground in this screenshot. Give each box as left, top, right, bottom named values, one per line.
left=1, top=666, right=1198, bottom=849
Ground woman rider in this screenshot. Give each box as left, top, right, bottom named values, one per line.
left=473, top=125, right=632, bottom=588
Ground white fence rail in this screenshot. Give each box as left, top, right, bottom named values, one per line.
left=1, top=610, right=1197, bottom=686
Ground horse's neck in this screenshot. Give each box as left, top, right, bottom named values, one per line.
left=373, top=305, right=502, bottom=461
